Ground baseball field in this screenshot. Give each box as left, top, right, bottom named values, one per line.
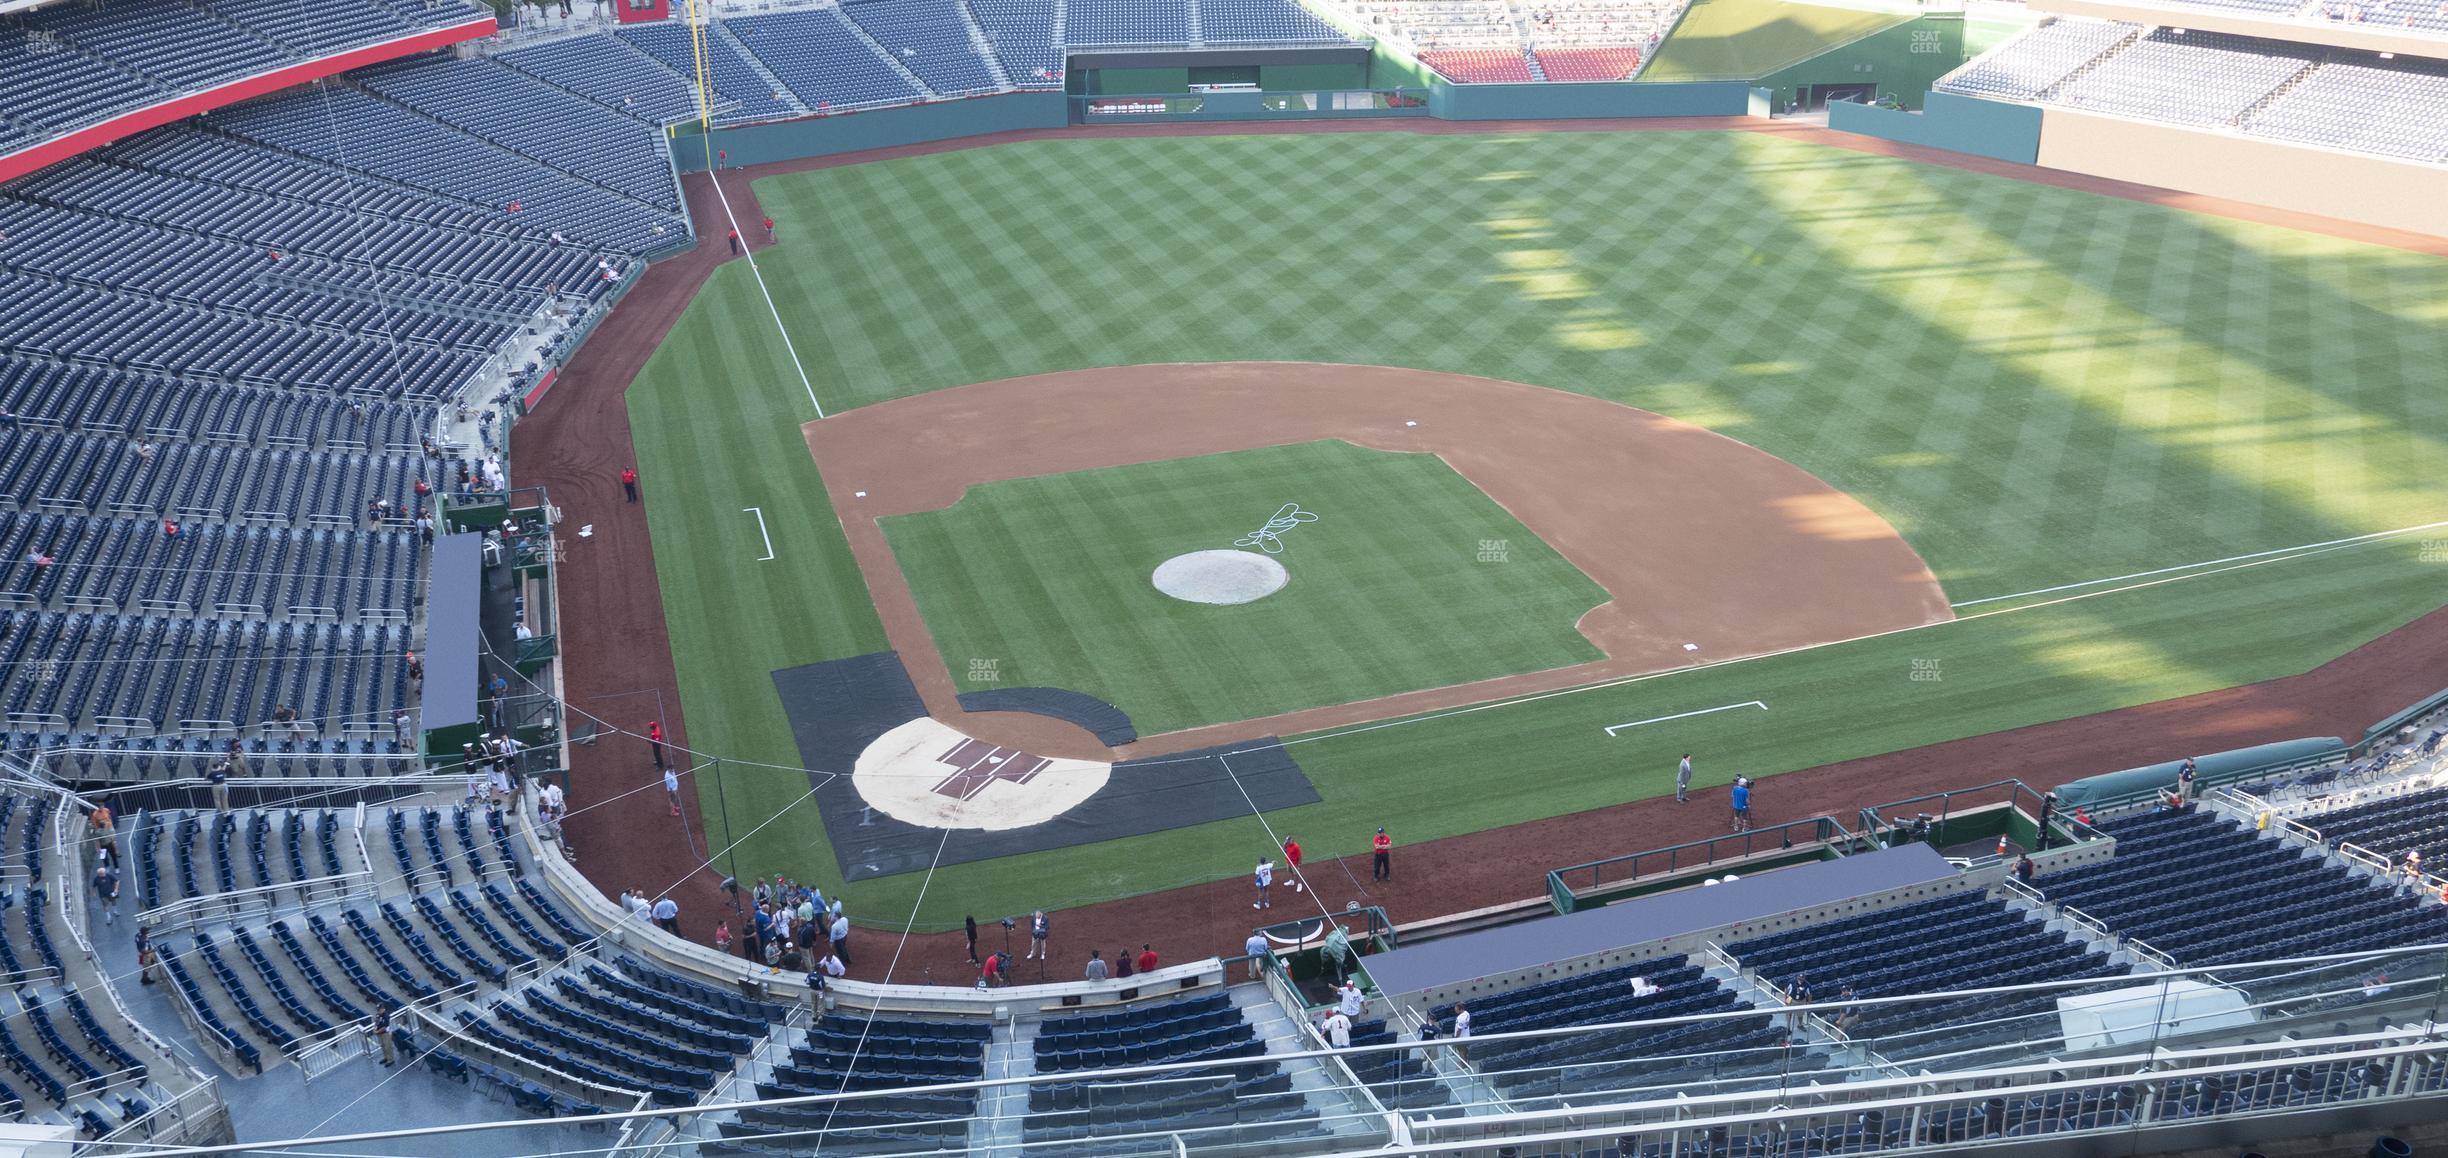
left=621, top=126, right=2448, bottom=929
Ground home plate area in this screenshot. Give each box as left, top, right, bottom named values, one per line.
left=771, top=652, right=1321, bottom=880
left=851, top=718, right=1109, bottom=831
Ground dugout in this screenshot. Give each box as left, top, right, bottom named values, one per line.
left=2051, top=736, right=2349, bottom=810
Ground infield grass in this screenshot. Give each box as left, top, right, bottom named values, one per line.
left=881, top=440, right=1608, bottom=735
left=623, top=128, right=2448, bottom=929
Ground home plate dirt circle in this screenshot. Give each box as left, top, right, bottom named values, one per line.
left=1152, top=549, right=1288, bottom=605
left=853, top=718, right=1111, bottom=830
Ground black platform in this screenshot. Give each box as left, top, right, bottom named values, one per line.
left=770, top=654, right=1320, bottom=880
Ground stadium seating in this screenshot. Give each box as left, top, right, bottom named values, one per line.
left=971, top=0, right=1066, bottom=83
left=2038, top=810, right=2448, bottom=966
left=1938, top=21, right=2448, bottom=165
left=1533, top=46, right=1642, bottom=80
left=1427, top=956, right=1811, bottom=1097
left=2302, top=785, right=2448, bottom=866
left=1195, top=0, right=1349, bottom=41
left=0, top=0, right=487, bottom=160
left=1937, top=18, right=2138, bottom=101
left=615, top=22, right=801, bottom=122
left=842, top=0, right=1005, bottom=94
left=726, top=11, right=928, bottom=109
left=1725, top=894, right=2124, bottom=1059
left=2057, top=29, right=2319, bottom=126
left=1418, top=48, right=1538, bottom=82
left=495, top=34, right=705, bottom=124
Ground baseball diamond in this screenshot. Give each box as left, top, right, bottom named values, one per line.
left=601, top=126, right=2448, bottom=933
left=18, top=0, right=2448, bottom=1150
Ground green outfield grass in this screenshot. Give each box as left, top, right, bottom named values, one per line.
left=623, top=128, right=2448, bottom=930
left=881, top=440, right=1608, bottom=735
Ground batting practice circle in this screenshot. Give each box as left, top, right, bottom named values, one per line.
left=1151, top=549, right=1289, bottom=605
left=852, top=718, right=1111, bottom=830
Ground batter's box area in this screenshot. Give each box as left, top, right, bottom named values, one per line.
left=771, top=653, right=1321, bottom=880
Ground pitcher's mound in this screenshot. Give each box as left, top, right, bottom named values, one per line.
left=1153, top=549, right=1288, bottom=605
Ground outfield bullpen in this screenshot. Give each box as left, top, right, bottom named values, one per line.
left=611, top=126, right=2448, bottom=928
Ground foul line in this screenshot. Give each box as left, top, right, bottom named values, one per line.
left=1949, top=517, right=2448, bottom=609
left=698, top=168, right=827, bottom=421
left=743, top=506, right=775, bottom=561
left=1603, top=700, right=1767, bottom=737
left=1279, top=519, right=2429, bottom=754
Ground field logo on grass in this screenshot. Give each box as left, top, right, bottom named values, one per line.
left=2422, top=540, right=2448, bottom=563
left=1477, top=538, right=1510, bottom=564
left=967, top=658, right=1002, bottom=684
left=1233, top=503, right=1319, bottom=554
left=853, top=719, right=1111, bottom=831
left=1910, top=658, right=1943, bottom=683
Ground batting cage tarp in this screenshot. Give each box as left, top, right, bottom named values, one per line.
left=771, top=654, right=1321, bottom=880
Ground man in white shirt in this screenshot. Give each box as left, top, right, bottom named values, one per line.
left=1629, top=975, right=1660, bottom=997
left=539, top=781, right=565, bottom=820
left=652, top=895, right=679, bottom=935
left=1452, top=1004, right=1472, bottom=1063
left=664, top=767, right=682, bottom=817
left=1336, top=982, right=1366, bottom=1019
left=1084, top=950, right=1108, bottom=981
left=1319, top=1009, right=1352, bottom=1049
left=1253, top=858, right=1274, bottom=910
left=818, top=951, right=845, bottom=978
left=830, top=912, right=851, bottom=966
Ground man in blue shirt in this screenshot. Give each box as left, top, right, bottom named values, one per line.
left=1730, top=778, right=1752, bottom=832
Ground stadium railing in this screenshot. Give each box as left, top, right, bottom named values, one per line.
left=216, top=943, right=2448, bottom=1158
left=1546, top=814, right=1856, bottom=913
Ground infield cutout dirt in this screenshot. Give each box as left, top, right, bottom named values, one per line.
left=807, top=362, right=1953, bottom=762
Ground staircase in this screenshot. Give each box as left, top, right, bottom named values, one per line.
left=834, top=7, right=938, bottom=99
left=2035, top=24, right=2144, bottom=101
left=1184, top=0, right=1204, bottom=47
left=954, top=0, right=1015, bottom=88
left=715, top=23, right=813, bottom=115
left=2231, top=57, right=2324, bottom=128
left=972, top=1021, right=1032, bottom=1152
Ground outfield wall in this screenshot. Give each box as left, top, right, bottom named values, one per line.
left=1826, top=90, right=2041, bottom=164
left=677, top=92, right=1069, bottom=172
left=1428, top=80, right=1752, bottom=119
left=1753, top=13, right=1968, bottom=112
left=2034, top=107, right=2448, bottom=240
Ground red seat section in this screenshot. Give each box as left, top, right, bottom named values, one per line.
left=1419, top=47, right=1537, bottom=82
left=1533, top=46, right=1643, bottom=81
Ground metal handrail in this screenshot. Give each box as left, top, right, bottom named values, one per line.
left=137, top=868, right=377, bottom=932
left=1545, top=815, right=1850, bottom=905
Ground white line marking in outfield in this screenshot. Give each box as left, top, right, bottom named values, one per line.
left=1604, top=700, right=1768, bottom=737
left=744, top=507, right=775, bottom=561
left=1950, top=517, right=2448, bottom=609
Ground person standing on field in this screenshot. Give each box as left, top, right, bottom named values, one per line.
left=1677, top=754, right=1693, bottom=803
left=1252, top=858, right=1274, bottom=910
left=1282, top=837, right=1303, bottom=892
left=1371, top=827, right=1392, bottom=881
left=620, top=467, right=638, bottom=503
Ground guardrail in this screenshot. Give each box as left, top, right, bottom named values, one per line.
left=138, top=869, right=377, bottom=933
left=1545, top=815, right=1853, bottom=912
